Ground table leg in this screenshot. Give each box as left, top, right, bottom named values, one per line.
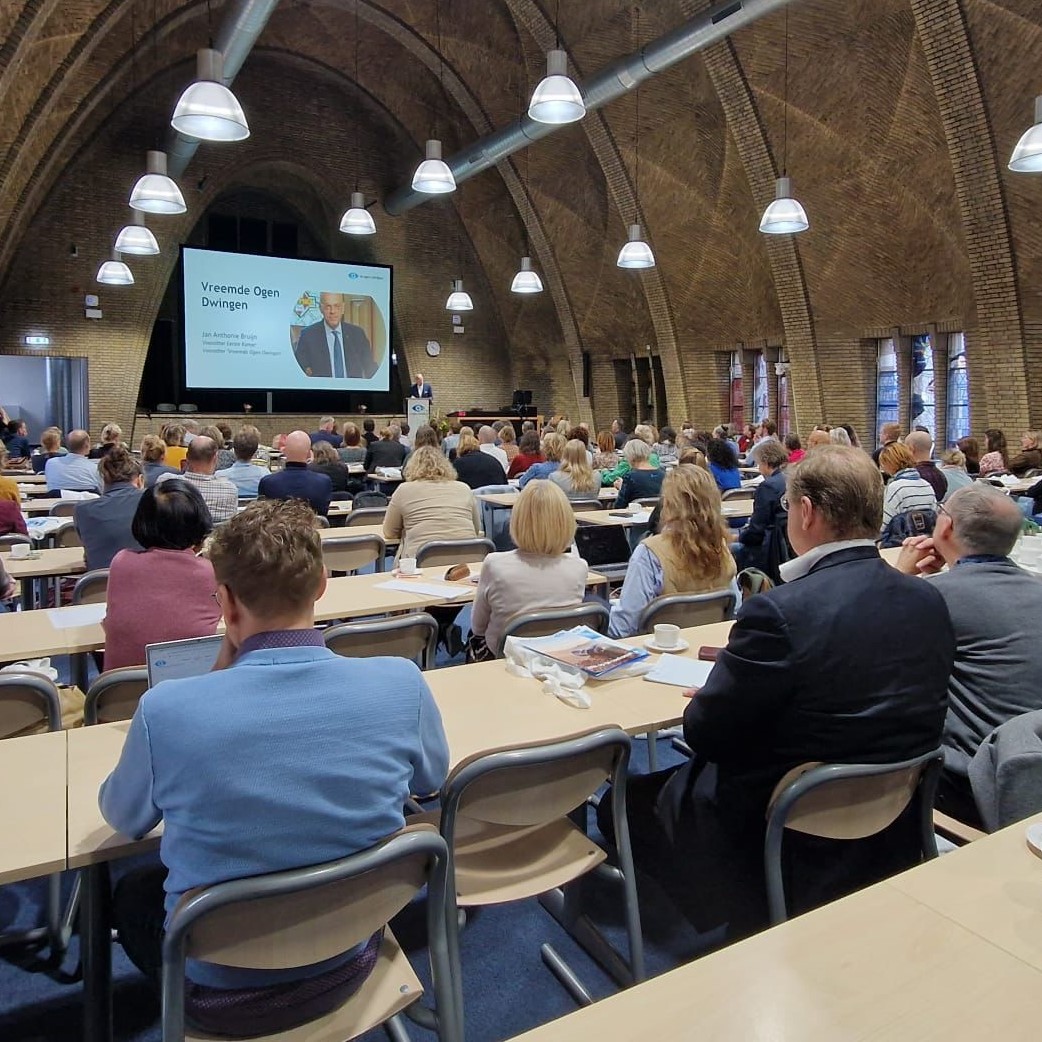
left=82, top=862, right=112, bottom=1042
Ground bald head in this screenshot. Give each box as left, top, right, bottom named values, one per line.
left=904, top=430, right=933, bottom=462
left=67, top=429, right=91, bottom=456
left=945, top=485, right=1024, bottom=558
left=186, top=436, right=217, bottom=474
left=283, top=430, right=313, bottom=463
left=478, top=426, right=496, bottom=444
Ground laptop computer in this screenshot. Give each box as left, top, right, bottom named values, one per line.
left=145, top=634, right=224, bottom=688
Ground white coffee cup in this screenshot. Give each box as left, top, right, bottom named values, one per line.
left=399, top=557, right=419, bottom=576
left=10, top=542, right=30, bottom=559
left=653, top=623, right=680, bottom=649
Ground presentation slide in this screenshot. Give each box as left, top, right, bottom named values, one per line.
left=182, top=247, right=392, bottom=392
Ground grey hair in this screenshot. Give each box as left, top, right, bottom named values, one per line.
left=946, top=484, right=1023, bottom=557
left=829, top=427, right=851, bottom=447
left=623, top=438, right=652, bottom=464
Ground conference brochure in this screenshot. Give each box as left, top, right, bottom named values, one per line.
left=519, top=626, right=649, bottom=679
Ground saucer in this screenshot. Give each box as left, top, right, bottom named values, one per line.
left=392, top=569, right=423, bottom=579
left=1027, top=823, right=1042, bottom=861
left=645, top=637, right=690, bottom=654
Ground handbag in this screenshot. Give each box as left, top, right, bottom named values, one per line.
left=465, top=634, right=496, bottom=664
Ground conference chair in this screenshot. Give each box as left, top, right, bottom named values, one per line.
left=637, top=589, right=736, bottom=634
left=324, top=613, right=439, bottom=670
left=53, top=524, right=82, bottom=548
left=49, top=502, right=78, bottom=518
left=416, top=538, right=495, bottom=569
left=353, top=490, right=389, bottom=509
left=634, top=497, right=660, bottom=509
left=967, top=708, right=1042, bottom=834
left=422, top=727, right=644, bottom=1009
left=764, top=750, right=944, bottom=924
left=721, top=487, right=756, bottom=502
left=497, top=603, right=611, bottom=658
left=71, top=568, right=109, bottom=605
left=345, top=506, right=388, bottom=528
left=322, top=533, right=386, bottom=576
left=313, top=515, right=330, bottom=529
left=160, top=825, right=462, bottom=1042
left=0, top=674, right=71, bottom=957
left=0, top=533, right=30, bottom=549
left=84, top=667, right=149, bottom=725
left=568, top=498, right=603, bottom=512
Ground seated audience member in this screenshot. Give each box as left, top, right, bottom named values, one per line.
left=338, top=422, right=368, bottom=465
left=978, top=428, right=1009, bottom=476
left=361, top=416, right=377, bottom=446
left=872, top=421, right=902, bottom=466
left=32, top=426, right=64, bottom=473
left=441, top=422, right=461, bottom=458
left=74, top=447, right=145, bottom=570
left=161, top=424, right=188, bottom=472
left=258, top=430, right=333, bottom=517
left=386, top=446, right=480, bottom=558
left=3, top=419, right=31, bottom=465
left=99, top=499, right=449, bottom=1036
left=411, top=424, right=441, bottom=452
left=592, top=431, right=618, bottom=472
left=600, top=446, right=955, bottom=938
left=828, top=427, right=851, bottom=447
left=508, top=430, right=544, bottom=478
left=398, top=422, right=413, bottom=448
left=478, top=426, right=509, bottom=473
left=550, top=439, right=601, bottom=499
left=652, top=426, right=679, bottom=464
left=182, top=419, right=201, bottom=445
left=498, top=424, right=519, bottom=464
left=0, top=447, right=21, bottom=504
left=140, top=434, right=179, bottom=489
left=454, top=432, right=511, bottom=490
left=609, top=465, right=737, bottom=638
left=1008, top=430, right=1042, bottom=477
left=904, top=430, right=947, bottom=501
left=0, top=556, right=15, bottom=611
left=732, top=441, right=790, bottom=573
left=215, top=425, right=265, bottom=498
left=311, top=416, right=343, bottom=449
left=706, top=437, right=742, bottom=492
left=879, top=443, right=938, bottom=538
left=309, top=441, right=354, bottom=493
left=102, top=481, right=220, bottom=669
left=614, top=439, right=664, bottom=508
left=939, top=448, right=973, bottom=500
left=201, top=425, right=236, bottom=471
left=841, top=424, right=862, bottom=449
left=471, top=480, right=588, bottom=656
left=157, top=436, right=239, bottom=524
left=611, top=418, right=629, bottom=449
left=896, top=484, right=1042, bottom=828
left=89, top=422, right=123, bottom=459
left=45, top=429, right=102, bottom=493
left=519, top=432, right=566, bottom=488
left=805, top=428, right=832, bottom=451
left=957, top=436, right=981, bottom=475
left=363, top=426, right=408, bottom=473
left=783, top=433, right=804, bottom=463
left=0, top=496, right=28, bottom=537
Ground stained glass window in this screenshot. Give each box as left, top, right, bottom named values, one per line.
left=910, top=334, right=935, bottom=437
left=876, top=338, right=899, bottom=432
left=946, top=332, right=970, bottom=446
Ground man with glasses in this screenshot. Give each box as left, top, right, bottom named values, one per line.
left=896, top=483, right=1042, bottom=827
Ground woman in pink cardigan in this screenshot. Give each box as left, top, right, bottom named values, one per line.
left=103, top=480, right=222, bottom=669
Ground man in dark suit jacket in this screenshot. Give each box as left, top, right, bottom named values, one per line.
left=294, top=292, right=376, bottom=379
left=599, top=446, right=955, bottom=942
left=74, top=447, right=144, bottom=570
left=409, top=372, right=433, bottom=399
left=258, top=431, right=332, bottom=517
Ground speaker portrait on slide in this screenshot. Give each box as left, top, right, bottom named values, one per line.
left=290, top=290, right=384, bottom=379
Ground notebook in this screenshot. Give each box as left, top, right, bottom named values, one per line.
left=145, top=634, right=224, bottom=687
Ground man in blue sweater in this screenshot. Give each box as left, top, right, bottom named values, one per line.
left=100, top=498, right=449, bottom=1036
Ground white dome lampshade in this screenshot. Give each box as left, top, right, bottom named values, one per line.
left=114, top=210, right=160, bottom=256
left=129, top=150, right=187, bottom=214
left=759, top=176, right=809, bottom=234
left=510, top=256, right=543, bottom=293
left=96, top=251, right=134, bottom=286
left=528, top=49, right=585, bottom=125
left=411, top=139, right=456, bottom=194
left=445, top=279, right=474, bottom=311
left=171, top=49, right=250, bottom=142
left=339, top=192, right=377, bottom=235
left=1009, top=96, right=1042, bottom=173
left=616, top=223, right=655, bottom=269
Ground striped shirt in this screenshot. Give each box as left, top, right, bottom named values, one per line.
left=881, top=468, right=938, bottom=530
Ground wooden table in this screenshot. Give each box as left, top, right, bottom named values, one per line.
left=17, top=482, right=50, bottom=497
left=0, top=545, right=86, bottom=580
left=4, top=469, right=43, bottom=481
left=20, top=498, right=70, bottom=514
left=573, top=509, right=653, bottom=528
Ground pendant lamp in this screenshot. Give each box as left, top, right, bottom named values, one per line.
left=114, top=210, right=160, bottom=256
left=511, top=256, right=543, bottom=293
left=529, top=50, right=585, bottom=125
left=340, top=192, right=377, bottom=235
left=445, top=279, right=473, bottom=311
left=1009, top=96, right=1042, bottom=172
left=129, top=150, right=187, bottom=214
left=96, top=251, right=134, bottom=286
left=171, top=48, right=250, bottom=142
left=411, top=0, right=456, bottom=195
left=617, top=224, right=655, bottom=269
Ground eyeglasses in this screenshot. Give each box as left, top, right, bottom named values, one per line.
left=780, top=495, right=790, bottom=511
left=936, top=501, right=952, bottom=521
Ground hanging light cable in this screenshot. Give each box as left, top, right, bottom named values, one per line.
left=512, top=88, right=543, bottom=293
left=618, top=13, right=655, bottom=270
left=1009, top=95, right=1042, bottom=173
left=529, top=2, right=585, bottom=125
left=760, top=8, right=808, bottom=234
left=411, top=0, right=456, bottom=194
left=340, top=0, right=377, bottom=233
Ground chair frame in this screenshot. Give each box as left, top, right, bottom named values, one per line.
left=722, top=487, right=756, bottom=501
left=48, top=502, right=79, bottom=518
left=498, top=603, right=610, bottom=658
left=567, top=498, right=603, bottom=512
left=344, top=506, right=388, bottom=528
left=0, top=533, right=31, bottom=549
left=161, top=827, right=461, bottom=1042
left=71, top=568, right=110, bottom=605
left=763, top=750, right=944, bottom=924
left=416, top=538, right=495, bottom=569
left=322, top=532, right=387, bottom=575
left=84, top=666, right=149, bottom=725
left=438, top=727, right=645, bottom=1005
left=324, top=613, right=439, bottom=670
left=636, top=589, right=736, bottom=635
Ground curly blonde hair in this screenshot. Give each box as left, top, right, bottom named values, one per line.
left=404, top=445, right=457, bottom=482
left=558, top=439, right=597, bottom=492
left=659, top=466, right=730, bottom=581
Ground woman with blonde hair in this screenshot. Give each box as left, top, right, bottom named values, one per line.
left=140, top=434, right=179, bottom=488
left=518, top=431, right=566, bottom=487
left=470, top=480, right=588, bottom=657
left=609, top=466, right=737, bottom=638
left=384, top=445, right=480, bottom=559
left=498, top=424, right=519, bottom=463
left=550, top=439, right=601, bottom=497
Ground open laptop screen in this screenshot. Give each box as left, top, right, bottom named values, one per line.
left=145, top=634, right=224, bottom=688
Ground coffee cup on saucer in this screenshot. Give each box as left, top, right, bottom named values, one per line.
left=398, top=557, right=419, bottom=576
left=9, top=542, right=30, bottom=559
left=653, top=624, right=680, bottom=650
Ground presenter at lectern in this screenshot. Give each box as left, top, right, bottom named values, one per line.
left=410, top=372, right=433, bottom=399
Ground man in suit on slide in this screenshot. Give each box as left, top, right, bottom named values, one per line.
left=409, top=372, right=433, bottom=399
left=294, top=292, right=376, bottom=379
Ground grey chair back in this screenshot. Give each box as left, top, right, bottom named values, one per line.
left=345, top=506, right=388, bottom=528
left=567, top=498, right=603, bottom=512
left=498, top=603, right=610, bottom=658
left=637, top=589, right=736, bottom=634
left=54, top=524, right=83, bottom=548
left=85, top=667, right=149, bottom=725
left=49, top=502, right=79, bottom=518
left=764, top=750, right=943, bottom=923
left=721, top=487, right=756, bottom=502
left=968, top=708, right=1042, bottom=833
left=324, top=613, right=438, bottom=670
left=322, top=533, right=386, bottom=575
left=0, top=674, right=62, bottom=739
left=0, top=534, right=31, bottom=550
left=160, top=825, right=460, bottom=1042
left=634, top=497, right=660, bottom=508
left=71, top=568, right=109, bottom=605
left=416, top=538, right=495, bottom=569
left=313, top=514, right=330, bottom=529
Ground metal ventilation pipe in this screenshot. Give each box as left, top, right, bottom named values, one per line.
left=384, top=0, right=796, bottom=216
left=166, top=0, right=280, bottom=179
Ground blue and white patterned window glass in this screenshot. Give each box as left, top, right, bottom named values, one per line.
left=910, top=334, right=935, bottom=437
left=729, top=351, right=744, bottom=428
left=876, top=338, right=899, bottom=431
left=946, top=332, right=970, bottom=447
left=753, top=352, right=769, bottom=424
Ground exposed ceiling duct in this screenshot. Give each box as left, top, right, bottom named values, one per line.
left=384, top=0, right=798, bottom=216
